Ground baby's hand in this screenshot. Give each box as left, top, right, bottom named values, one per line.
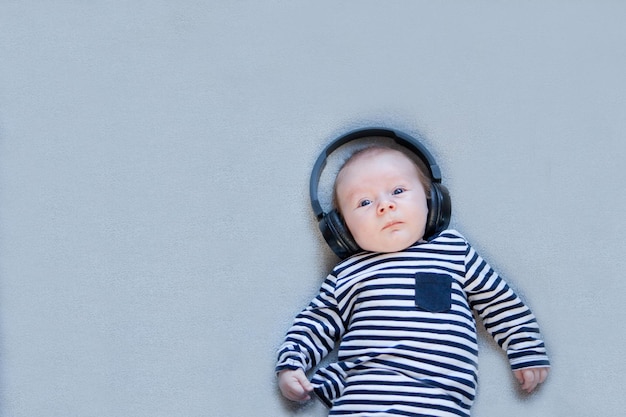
left=278, top=368, right=314, bottom=402
left=514, top=366, right=549, bottom=393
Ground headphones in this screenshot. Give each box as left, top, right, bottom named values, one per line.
left=309, top=127, right=451, bottom=259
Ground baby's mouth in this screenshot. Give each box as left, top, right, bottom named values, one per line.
left=382, top=220, right=402, bottom=230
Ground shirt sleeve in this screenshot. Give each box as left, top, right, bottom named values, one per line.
left=462, top=240, right=550, bottom=370
left=276, top=273, right=345, bottom=373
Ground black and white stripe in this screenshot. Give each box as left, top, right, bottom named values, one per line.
left=277, top=230, right=549, bottom=416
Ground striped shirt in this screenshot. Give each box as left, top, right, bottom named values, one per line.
left=276, top=230, right=549, bottom=416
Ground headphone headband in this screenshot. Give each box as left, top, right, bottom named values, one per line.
left=309, top=127, right=442, bottom=219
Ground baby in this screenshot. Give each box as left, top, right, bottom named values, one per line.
left=276, top=145, right=549, bottom=416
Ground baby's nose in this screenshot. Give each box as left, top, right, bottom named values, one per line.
left=378, top=200, right=396, bottom=214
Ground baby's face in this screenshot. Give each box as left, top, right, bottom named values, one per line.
left=335, top=149, right=429, bottom=253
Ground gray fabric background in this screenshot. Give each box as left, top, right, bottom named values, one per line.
left=1, top=2, right=625, bottom=416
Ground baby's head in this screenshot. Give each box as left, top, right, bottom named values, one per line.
left=332, top=146, right=432, bottom=253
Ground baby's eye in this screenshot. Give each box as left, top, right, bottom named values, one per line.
left=359, top=199, right=372, bottom=207
left=393, top=188, right=405, bottom=195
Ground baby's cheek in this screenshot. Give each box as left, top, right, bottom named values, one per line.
left=352, top=231, right=377, bottom=252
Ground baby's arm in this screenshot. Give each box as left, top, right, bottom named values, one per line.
left=276, top=273, right=343, bottom=402
left=514, top=366, right=549, bottom=393
left=459, top=235, right=550, bottom=391
left=278, top=369, right=314, bottom=402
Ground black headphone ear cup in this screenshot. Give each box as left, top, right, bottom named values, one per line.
left=319, top=209, right=361, bottom=259
left=425, top=183, right=452, bottom=239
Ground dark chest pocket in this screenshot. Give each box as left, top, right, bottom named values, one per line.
left=415, top=273, right=452, bottom=313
